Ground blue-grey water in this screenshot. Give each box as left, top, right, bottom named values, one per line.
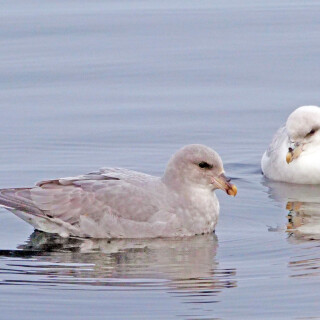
left=1, top=1, right=320, bottom=319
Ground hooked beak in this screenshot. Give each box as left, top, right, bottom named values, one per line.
left=212, top=173, right=237, bottom=196
left=286, top=143, right=303, bottom=164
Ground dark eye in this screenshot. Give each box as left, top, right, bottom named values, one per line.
left=198, top=162, right=213, bottom=169
left=306, top=129, right=316, bottom=137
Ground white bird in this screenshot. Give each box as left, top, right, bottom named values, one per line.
left=0, top=144, right=237, bottom=239
left=261, top=106, right=320, bottom=184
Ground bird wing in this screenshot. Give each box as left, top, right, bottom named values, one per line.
left=0, top=169, right=163, bottom=226
left=265, top=126, right=288, bottom=159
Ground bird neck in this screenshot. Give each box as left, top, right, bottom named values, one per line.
left=161, top=163, right=188, bottom=191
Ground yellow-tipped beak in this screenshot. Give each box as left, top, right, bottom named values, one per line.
left=212, top=173, right=237, bottom=197
left=286, top=144, right=303, bottom=164
left=286, top=152, right=293, bottom=164
left=227, top=184, right=238, bottom=197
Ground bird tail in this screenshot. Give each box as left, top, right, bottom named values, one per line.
left=0, top=188, right=43, bottom=216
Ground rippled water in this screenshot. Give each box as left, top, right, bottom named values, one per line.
left=1, top=1, right=320, bottom=319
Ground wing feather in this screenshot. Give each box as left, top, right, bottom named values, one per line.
left=265, top=126, right=287, bottom=158
left=0, top=168, right=163, bottom=229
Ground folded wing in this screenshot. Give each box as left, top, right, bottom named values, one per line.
left=0, top=169, right=162, bottom=228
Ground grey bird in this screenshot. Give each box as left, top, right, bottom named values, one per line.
left=0, top=144, right=237, bottom=238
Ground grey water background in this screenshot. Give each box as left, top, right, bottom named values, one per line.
left=1, top=1, right=320, bottom=319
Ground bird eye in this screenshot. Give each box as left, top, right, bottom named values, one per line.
left=198, top=162, right=213, bottom=169
left=306, top=129, right=317, bottom=137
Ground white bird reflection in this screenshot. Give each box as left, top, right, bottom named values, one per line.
left=263, top=180, right=320, bottom=240
left=0, top=231, right=237, bottom=303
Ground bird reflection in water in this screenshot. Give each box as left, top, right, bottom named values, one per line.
left=264, top=180, right=320, bottom=240
left=263, top=180, right=320, bottom=279
left=285, top=202, right=320, bottom=278
left=286, top=201, right=320, bottom=240
left=0, top=231, right=237, bottom=304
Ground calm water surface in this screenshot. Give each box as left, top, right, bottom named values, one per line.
left=1, top=1, right=320, bottom=319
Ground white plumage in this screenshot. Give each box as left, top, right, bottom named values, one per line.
left=262, top=106, right=320, bottom=184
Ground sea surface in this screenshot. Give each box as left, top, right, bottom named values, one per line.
left=1, top=1, right=320, bottom=319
